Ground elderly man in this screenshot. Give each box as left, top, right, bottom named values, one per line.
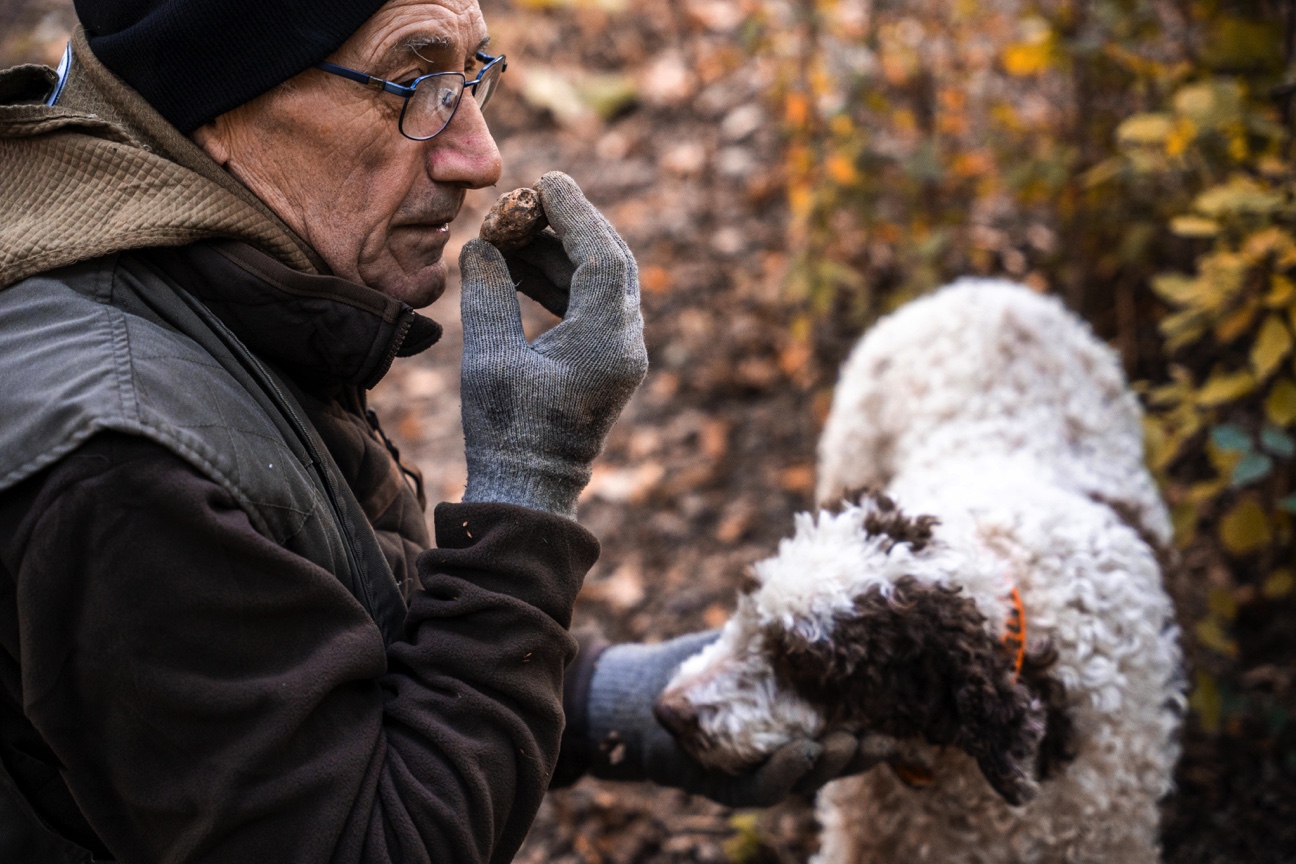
left=0, top=1, right=874, bottom=861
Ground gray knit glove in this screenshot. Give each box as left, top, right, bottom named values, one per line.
left=584, top=632, right=886, bottom=807
left=458, top=172, right=648, bottom=517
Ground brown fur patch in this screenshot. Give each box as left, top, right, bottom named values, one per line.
left=766, top=576, right=1046, bottom=805
left=823, top=487, right=874, bottom=515
left=1086, top=492, right=1176, bottom=575
left=825, top=490, right=940, bottom=552
left=1018, top=642, right=1076, bottom=780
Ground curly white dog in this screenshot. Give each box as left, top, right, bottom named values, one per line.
left=655, top=280, right=1185, bottom=863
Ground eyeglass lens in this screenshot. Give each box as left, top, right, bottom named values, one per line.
left=401, top=58, right=503, bottom=141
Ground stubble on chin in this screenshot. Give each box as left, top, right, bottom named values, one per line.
left=399, top=259, right=449, bottom=309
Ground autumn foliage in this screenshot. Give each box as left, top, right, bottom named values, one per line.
left=749, top=0, right=1294, bottom=747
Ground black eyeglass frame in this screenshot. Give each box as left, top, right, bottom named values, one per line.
left=317, top=51, right=507, bottom=141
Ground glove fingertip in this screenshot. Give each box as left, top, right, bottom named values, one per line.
left=460, top=236, right=508, bottom=270
left=537, top=170, right=579, bottom=197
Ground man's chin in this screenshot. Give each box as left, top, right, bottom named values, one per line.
left=370, top=259, right=448, bottom=309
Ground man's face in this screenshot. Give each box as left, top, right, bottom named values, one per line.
left=193, top=0, right=502, bottom=307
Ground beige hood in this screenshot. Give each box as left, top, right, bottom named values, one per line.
left=0, top=27, right=324, bottom=289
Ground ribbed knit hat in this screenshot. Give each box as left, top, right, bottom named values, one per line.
left=73, top=0, right=389, bottom=133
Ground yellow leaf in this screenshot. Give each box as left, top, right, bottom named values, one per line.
left=1218, top=496, right=1272, bottom=555
left=1002, top=41, right=1054, bottom=77
left=1263, top=568, right=1295, bottom=599
left=1242, top=227, right=1296, bottom=267
left=1207, top=586, right=1238, bottom=622
left=1187, top=478, right=1229, bottom=505
left=1214, top=302, right=1257, bottom=345
left=826, top=153, right=858, bottom=185
left=1194, top=619, right=1239, bottom=659
left=1170, top=216, right=1221, bottom=238
left=1142, top=417, right=1170, bottom=464
left=1151, top=273, right=1200, bottom=306
left=1265, top=378, right=1296, bottom=426
left=1228, top=133, right=1249, bottom=161
left=1195, top=176, right=1284, bottom=218
left=1190, top=670, right=1222, bottom=733
left=1206, top=252, right=1250, bottom=299
left=1173, top=79, right=1244, bottom=129
left=1151, top=428, right=1190, bottom=471
left=1196, top=368, right=1256, bottom=406
left=1165, top=117, right=1198, bottom=157
left=784, top=92, right=810, bottom=128
left=1202, top=19, right=1284, bottom=73
left=1171, top=501, right=1197, bottom=546
left=1266, top=275, right=1295, bottom=308
left=1252, top=315, right=1294, bottom=379
left=1206, top=440, right=1242, bottom=477
left=1160, top=309, right=1208, bottom=352
left=1147, top=380, right=1189, bottom=408
left=1116, top=113, right=1174, bottom=146
left=1082, top=157, right=1123, bottom=188
left=788, top=184, right=814, bottom=220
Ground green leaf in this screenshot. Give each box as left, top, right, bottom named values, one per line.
left=1210, top=423, right=1253, bottom=452
left=1260, top=425, right=1296, bottom=458
left=1230, top=451, right=1273, bottom=486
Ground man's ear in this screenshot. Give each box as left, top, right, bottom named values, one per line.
left=766, top=576, right=1045, bottom=806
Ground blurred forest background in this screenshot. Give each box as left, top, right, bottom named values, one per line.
left=3, top=0, right=1294, bottom=861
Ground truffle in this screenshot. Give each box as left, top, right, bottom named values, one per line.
left=480, top=186, right=549, bottom=253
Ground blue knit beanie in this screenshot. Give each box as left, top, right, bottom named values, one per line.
left=73, top=0, right=389, bottom=133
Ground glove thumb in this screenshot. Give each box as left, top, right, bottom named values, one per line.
left=715, top=739, right=822, bottom=808
left=791, top=731, right=859, bottom=795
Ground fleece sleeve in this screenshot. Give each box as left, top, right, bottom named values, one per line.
left=0, top=432, right=597, bottom=864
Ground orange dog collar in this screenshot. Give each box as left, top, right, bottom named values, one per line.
left=1002, top=586, right=1027, bottom=683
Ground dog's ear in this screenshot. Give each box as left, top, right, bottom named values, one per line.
left=766, top=576, right=1046, bottom=805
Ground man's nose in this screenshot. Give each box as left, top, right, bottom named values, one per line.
left=426, top=95, right=502, bottom=189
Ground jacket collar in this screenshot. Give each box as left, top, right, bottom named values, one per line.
left=142, top=242, right=441, bottom=392
left=0, top=30, right=329, bottom=288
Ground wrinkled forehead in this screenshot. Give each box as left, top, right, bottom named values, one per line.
left=335, top=0, right=490, bottom=72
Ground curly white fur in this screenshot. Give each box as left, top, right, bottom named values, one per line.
left=659, top=280, right=1185, bottom=863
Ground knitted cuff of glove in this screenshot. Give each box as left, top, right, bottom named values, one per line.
left=462, top=459, right=588, bottom=519
left=584, top=632, right=720, bottom=781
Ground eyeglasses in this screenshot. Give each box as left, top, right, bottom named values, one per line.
left=317, top=51, right=507, bottom=141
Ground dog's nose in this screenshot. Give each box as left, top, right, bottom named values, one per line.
left=653, top=693, right=700, bottom=741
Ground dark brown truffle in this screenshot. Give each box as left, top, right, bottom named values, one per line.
left=480, top=186, right=549, bottom=253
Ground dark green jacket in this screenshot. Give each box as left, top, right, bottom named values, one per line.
left=0, top=240, right=598, bottom=864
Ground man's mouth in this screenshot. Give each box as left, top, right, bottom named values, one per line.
left=393, top=221, right=452, bottom=256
